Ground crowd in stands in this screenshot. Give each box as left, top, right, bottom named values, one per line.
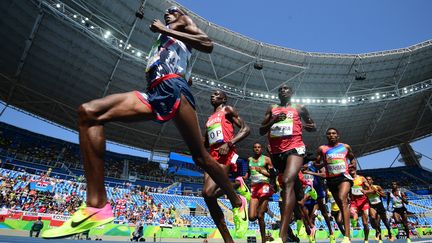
left=2, top=122, right=432, bottom=231
left=0, top=170, right=82, bottom=215
left=0, top=122, right=204, bottom=185
left=0, top=168, right=193, bottom=227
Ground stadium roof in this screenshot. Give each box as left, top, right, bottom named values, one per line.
left=1, top=0, right=431, bottom=159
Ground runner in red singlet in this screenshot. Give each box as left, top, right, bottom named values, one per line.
left=349, top=167, right=371, bottom=243
left=315, top=127, right=356, bottom=243
left=204, top=90, right=250, bottom=241
left=260, top=85, right=316, bottom=243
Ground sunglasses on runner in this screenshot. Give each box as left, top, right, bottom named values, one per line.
left=166, top=6, right=183, bottom=15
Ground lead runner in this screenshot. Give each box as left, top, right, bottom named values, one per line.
left=42, top=6, right=248, bottom=239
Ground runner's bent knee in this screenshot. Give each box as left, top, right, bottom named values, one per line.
left=78, top=102, right=102, bottom=124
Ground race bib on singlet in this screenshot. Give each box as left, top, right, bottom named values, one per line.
left=329, top=196, right=335, bottom=204
left=262, top=185, right=270, bottom=194
left=392, top=194, right=403, bottom=208
left=207, top=123, right=224, bottom=145
left=351, top=186, right=363, bottom=196
left=368, top=194, right=381, bottom=204
left=250, top=174, right=261, bottom=184
left=327, top=159, right=347, bottom=176
left=295, top=146, right=306, bottom=156
left=270, top=119, right=293, bottom=137
left=230, top=153, right=239, bottom=164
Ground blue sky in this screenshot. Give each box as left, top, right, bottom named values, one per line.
left=1, top=0, right=431, bottom=171
left=177, top=0, right=432, bottom=54
left=175, top=0, right=432, bottom=170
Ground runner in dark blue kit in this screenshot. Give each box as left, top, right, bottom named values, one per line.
left=43, top=6, right=247, bottom=239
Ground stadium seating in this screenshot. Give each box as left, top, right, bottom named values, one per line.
left=1, top=122, right=432, bottom=230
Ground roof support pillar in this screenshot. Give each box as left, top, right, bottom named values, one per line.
left=102, top=0, right=147, bottom=97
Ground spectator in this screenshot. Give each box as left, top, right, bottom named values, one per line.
left=130, top=222, right=144, bottom=241
left=30, top=216, right=43, bottom=237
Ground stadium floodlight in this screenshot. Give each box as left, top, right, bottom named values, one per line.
left=104, top=31, right=111, bottom=38
left=44, top=0, right=432, bottom=108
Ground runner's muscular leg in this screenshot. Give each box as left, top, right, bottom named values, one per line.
left=362, top=209, right=370, bottom=240
left=336, top=210, right=345, bottom=236
left=257, top=198, right=269, bottom=243
left=173, top=95, right=242, bottom=208
left=318, top=198, right=333, bottom=234
left=401, top=212, right=410, bottom=238
left=333, top=181, right=351, bottom=238
left=78, top=91, right=154, bottom=208
left=249, top=197, right=259, bottom=221
left=213, top=180, right=241, bottom=199
left=379, top=210, right=392, bottom=237
left=202, top=171, right=233, bottom=242
left=279, top=155, right=303, bottom=242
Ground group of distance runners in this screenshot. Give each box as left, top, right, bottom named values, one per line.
left=39, top=6, right=413, bottom=243
left=203, top=86, right=412, bottom=243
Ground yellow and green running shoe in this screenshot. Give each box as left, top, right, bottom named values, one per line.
left=236, top=176, right=251, bottom=202
left=329, top=234, right=336, bottom=243
left=341, top=236, right=351, bottom=243
left=42, top=203, right=114, bottom=239
left=233, top=195, right=248, bottom=239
